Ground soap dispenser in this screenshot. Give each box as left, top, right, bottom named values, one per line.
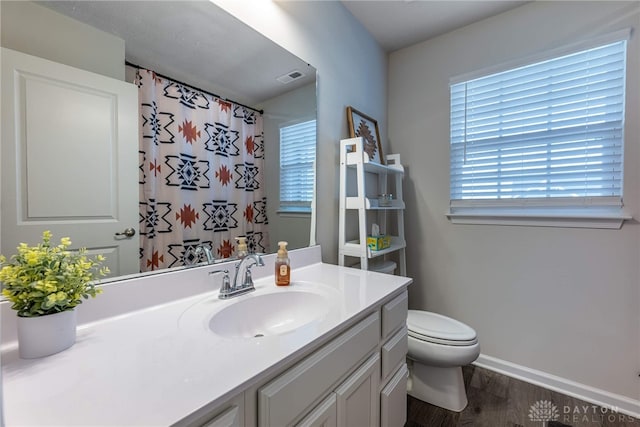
left=275, top=241, right=290, bottom=286
left=235, top=236, right=248, bottom=259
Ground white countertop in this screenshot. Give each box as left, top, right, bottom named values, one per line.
left=2, top=258, right=411, bottom=426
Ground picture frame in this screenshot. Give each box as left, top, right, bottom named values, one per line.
left=346, top=106, right=385, bottom=165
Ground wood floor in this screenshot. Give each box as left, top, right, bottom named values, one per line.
left=406, top=365, right=638, bottom=427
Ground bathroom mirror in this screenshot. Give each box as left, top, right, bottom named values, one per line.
left=0, top=1, right=317, bottom=279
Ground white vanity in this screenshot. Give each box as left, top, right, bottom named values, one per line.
left=1, top=246, right=412, bottom=426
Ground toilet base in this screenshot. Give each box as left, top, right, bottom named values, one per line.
left=407, top=360, right=468, bottom=412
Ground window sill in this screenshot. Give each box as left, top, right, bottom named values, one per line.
left=277, top=208, right=311, bottom=218
left=446, top=207, right=632, bottom=229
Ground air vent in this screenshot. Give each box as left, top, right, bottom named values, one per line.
left=276, top=70, right=305, bottom=84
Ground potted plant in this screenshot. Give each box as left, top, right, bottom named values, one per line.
left=0, top=230, right=108, bottom=358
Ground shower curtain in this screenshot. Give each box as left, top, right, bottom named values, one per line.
left=137, top=69, right=269, bottom=271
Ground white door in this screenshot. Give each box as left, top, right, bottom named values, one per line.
left=1, top=47, right=139, bottom=277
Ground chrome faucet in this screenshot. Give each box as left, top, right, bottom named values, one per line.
left=194, top=244, right=215, bottom=265
left=217, top=253, right=264, bottom=299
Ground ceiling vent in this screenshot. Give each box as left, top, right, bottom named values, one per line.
left=277, top=70, right=305, bottom=84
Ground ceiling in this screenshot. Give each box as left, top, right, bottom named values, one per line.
left=38, top=1, right=316, bottom=106
left=38, top=1, right=529, bottom=104
left=341, top=1, right=529, bottom=52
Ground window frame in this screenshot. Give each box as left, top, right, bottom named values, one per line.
left=278, top=118, right=316, bottom=215
left=446, top=29, right=632, bottom=229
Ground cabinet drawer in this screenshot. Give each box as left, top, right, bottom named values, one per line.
left=381, top=326, right=408, bottom=381
left=381, top=290, right=408, bottom=339
left=380, top=364, right=409, bottom=427
left=259, top=311, right=380, bottom=427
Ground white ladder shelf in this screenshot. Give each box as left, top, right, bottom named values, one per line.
left=338, top=137, right=407, bottom=276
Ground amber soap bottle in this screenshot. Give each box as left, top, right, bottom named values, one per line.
left=275, top=241, right=290, bottom=286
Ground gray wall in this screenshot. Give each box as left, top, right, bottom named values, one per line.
left=0, top=1, right=124, bottom=80
left=260, top=83, right=316, bottom=251
left=214, top=0, right=388, bottom=264
left=389, top=1, right=640, bottom=401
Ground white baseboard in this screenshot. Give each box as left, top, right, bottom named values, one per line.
left=474, top=354, right=640, bottom=419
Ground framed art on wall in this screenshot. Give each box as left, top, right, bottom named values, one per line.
left=346, top=106, right=384, bottom=165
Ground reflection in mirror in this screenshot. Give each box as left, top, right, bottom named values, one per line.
left=0, top=1, right=317, bottom=279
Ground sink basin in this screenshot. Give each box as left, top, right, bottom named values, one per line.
left=209, top=290, right=333, bottom=338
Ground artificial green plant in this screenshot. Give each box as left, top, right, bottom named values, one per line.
left=0, top=230, right=108, bottom=317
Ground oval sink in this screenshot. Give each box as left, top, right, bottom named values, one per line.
left=209, top=291, right=332, bottom=338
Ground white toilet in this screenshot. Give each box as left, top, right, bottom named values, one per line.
left=406, top=310, right=480, bottom=412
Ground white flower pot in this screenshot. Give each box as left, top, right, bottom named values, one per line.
left=17, top=310, right=77, bottom=359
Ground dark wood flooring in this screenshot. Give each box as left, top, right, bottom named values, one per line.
left=406, top=365, right=638, bottom=427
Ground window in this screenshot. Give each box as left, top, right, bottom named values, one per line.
left=279, top=119, right=316, bottom=213
left=448, top=33, right=630, bottom=228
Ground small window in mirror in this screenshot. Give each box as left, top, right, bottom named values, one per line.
left=279, top=119, right=316, bottom=213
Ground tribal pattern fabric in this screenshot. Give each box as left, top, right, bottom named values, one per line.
left=137, top=69, right=269, bottom=271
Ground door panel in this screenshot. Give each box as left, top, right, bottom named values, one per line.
left=1, top=47, right=139, bottom=276
left=296, top=394, right=337, bottom=427
left=380, top=364, right=408, bottom=427
left=335, top=353, right=380, bottom=427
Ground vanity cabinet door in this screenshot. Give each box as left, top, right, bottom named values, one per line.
left=258, top=312, right=379, bottom=427
left=380, top=364, right=408, bottom=427
left=173, top=394, right=244, bottom=427
left=335, top=353, right=380, bottom=427
left=296, top=394, right=337, bottom=427
left=200, top=405, right=242, bottom=427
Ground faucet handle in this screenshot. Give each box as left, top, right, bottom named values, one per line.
left=243, top=268, right=254, bottom=289
left=209, top=269, right=230, bottom=292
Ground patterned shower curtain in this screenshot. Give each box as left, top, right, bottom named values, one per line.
left=137, top=69, right=269, bottom=272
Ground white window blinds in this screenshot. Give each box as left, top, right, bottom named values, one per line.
left=450, top=38, right=627, bottom=207
left=280, top=119, right=316, bottom=211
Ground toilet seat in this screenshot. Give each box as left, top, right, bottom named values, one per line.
left=407, top=310, right=478, bottom=346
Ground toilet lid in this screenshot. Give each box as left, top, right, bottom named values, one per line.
left=407, top=310, right=477, bottom=343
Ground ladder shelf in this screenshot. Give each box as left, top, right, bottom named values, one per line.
left=338, top=137, right=407, bottom=275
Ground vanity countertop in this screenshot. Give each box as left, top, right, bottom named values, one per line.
left=2, top=259, right=411, bottom=426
